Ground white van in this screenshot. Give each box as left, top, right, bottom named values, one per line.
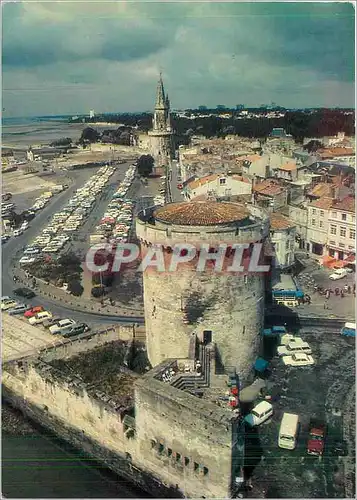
left=278, top=413, right=299, bottom=450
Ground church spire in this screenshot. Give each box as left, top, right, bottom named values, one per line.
left=155, top=73, right=166, bottom=109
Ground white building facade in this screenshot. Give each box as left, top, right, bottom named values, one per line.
left=269, top=213, right=296, bottom=269
left=184, top=174, right=252, bottom=201
left=327, top=196, right=356, bottom=260
left=306, top=198, right=333, bottom=256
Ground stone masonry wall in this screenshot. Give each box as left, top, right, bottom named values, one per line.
left=134, top=377, right=235, bottom=498
left=144, top=266, right=264, bottom=382
left=3, top=356, right=242, bottom=498
left=2, top=365, right=183, bottom=498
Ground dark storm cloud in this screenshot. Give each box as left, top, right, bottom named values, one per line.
left=2, top=1, right=355, bottom=116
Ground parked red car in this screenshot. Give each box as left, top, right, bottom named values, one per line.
left=24, top=306, right=44, bottom=318
left=307, top=419, right=327, bottom=456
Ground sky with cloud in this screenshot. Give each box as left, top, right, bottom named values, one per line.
left=2, top=1, right=355, bottom=117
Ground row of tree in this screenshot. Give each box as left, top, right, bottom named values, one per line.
left=74, top=109, right=354, bottom=147
left=78, top=126, right=132, bottom=146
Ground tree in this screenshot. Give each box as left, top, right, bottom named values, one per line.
left=137, top=154, right=154, bottom=177
left=91, top=285, right=105, bottom=298
left=50, top=137, right=72, bottom=147
left=68, top=280, right=84, bottom=297
left=303, top=139, right=324, bottom=153
left=79, top=127, right=100, bottom=144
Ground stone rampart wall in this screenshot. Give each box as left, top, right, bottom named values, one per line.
left=2, top=383, right=182, bottom=498
left=134, top=378, right=235, bottom=498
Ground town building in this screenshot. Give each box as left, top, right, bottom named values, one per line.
left=183, top=173, right=252, bottom=201
left=241, top=155, right=268, bottom=178
left=269, top=213, right=296, bottom=269
left=327, top=195, right=356, bottom=261
left=252, top=179, right=289, bottom=211
left=306, top=197, right=334, bottom=256
left=148, top=74, right=174, bottom=173
left=26, top=147, right=34, bottom=162
left=286, top=202, right=308, bottom=250
left=317, top=147, right=355, bottom=167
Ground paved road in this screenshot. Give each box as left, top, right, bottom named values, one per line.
left=2, top=165, right=144, bottom=327
left=168, top=159, right=184, bottom=203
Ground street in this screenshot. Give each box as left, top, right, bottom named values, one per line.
left=2, top=162, right=144, bottom=328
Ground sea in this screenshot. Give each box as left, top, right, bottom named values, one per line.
left=2, top=404, right=148, bottom=498
left=2, top=116, right=117, bottom=148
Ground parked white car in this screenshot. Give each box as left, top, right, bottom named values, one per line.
left=282, top=353, right=315, bottom=366
left=279, top=334, right=298, bottom=346
left=50, top=318, right=76, bottom=334
left=244, top=401, right=273, bottom=427
left=329, top=268, right=348, bottom=280
left=277, top=340, right=312, bottom=357
left=19, top=256, right=37, bottom=265
left=1, top=299, right=18, bottom=311
left=21, top=221, right=29, bottom=230
left=28, top=311, right=53, bottom=325
left=13, top=228, right=23, bottom=237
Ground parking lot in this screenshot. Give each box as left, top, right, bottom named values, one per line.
left=246, top=328, right=355, bottom=498
left=295, top=257, right=355, bottom=320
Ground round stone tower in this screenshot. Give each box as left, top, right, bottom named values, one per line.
left=136, top=201, right=270, bottom=382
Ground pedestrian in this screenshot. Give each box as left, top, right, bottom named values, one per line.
left=323, top=301, right=327, bottom=310
left=341, top=290, right=344, bottom=298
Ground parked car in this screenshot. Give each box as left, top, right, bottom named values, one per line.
left=282, top=353, right=315, bottom=367
left=277, top=340, right=312, bottom=357
left=13, top=287, right=36, bottom=299
left=50, top=318, right=76, bottom=334
left=279, top=333, right=297, bottom=346
left=341, top=322, right=356, bottom=337
left=1, top=299, right=18, bottom=311
left=329, top=268, right=348, bottom=280
left=307, top=419, right=327, bottom=456
left=8, top=304, right=31, bottom=315
left=19, top=256, right=37, bottom=265
left=43, top=317, right=62, bottom=329
left=244, top=401, right=273, bottom=427
left=28, top=311, right=53, bottom=325
left=62, top=323, right=90, bottom=337
left=13, top=228, right=23, bottom=237
left=21, top=221, right=29, bottom=230
left=278, top=413, right=299, bottom=450
left=24, top=306, right=44, bottom=318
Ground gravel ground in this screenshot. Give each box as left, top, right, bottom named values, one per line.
left=246, top=328, right=355, bottom=498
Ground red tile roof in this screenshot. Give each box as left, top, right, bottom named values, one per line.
left=154, top=201, right=249, bottom=226
left=253, top=179, right=286, bottom=197
left=187, top=174, right=219, bottom=190
left=278, top=162, right=296, bottom=172
left=270, top=213, right=295, bottom=230
left=318, top=147, right=355, bottom=159
left=310, top=197, right=335, bottom=210
left=331, top=196, right=355, bottom=213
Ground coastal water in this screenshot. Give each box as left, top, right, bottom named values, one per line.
left=2, top=405, right=149, bottom=498
left=2, top=116, right=118, bottom=148
left=2, top=117, right=87, bottom=148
